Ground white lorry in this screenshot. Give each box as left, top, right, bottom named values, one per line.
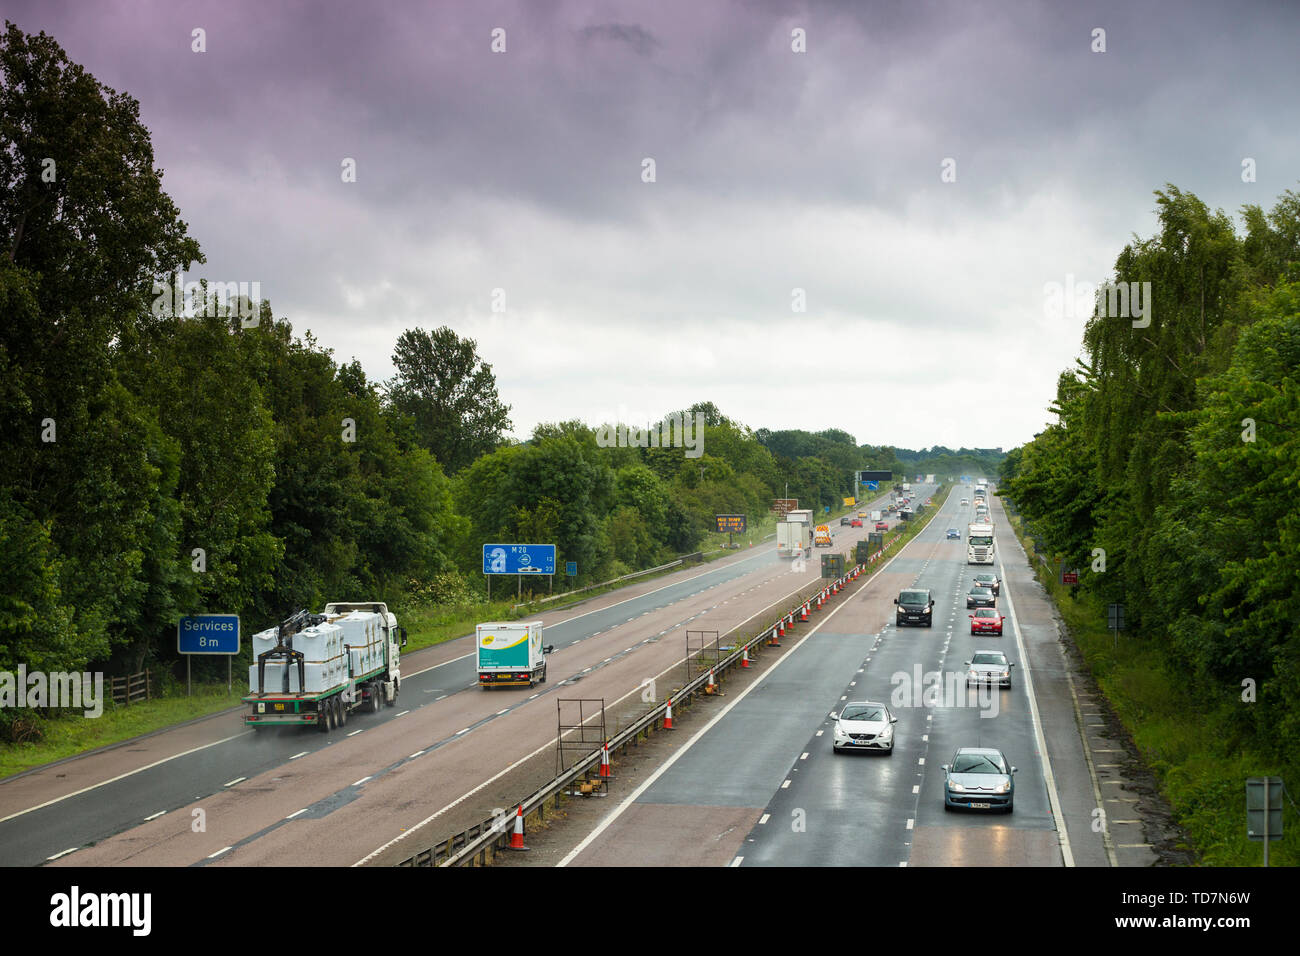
left=777, top=520, right=812, bottom=558
left=244, top=602, right=406, bottom=731
left=967, top=522, right=996, bottom=564
left=476, top=621, right=553, bottom=687
left=778, top=509, right=815, bottom=558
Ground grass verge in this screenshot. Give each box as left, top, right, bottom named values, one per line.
left=1004, top=511, right=1297, bottom=866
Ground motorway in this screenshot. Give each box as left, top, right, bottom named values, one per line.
left=1, top=487, right=915, bottom=867
left=557, top=486, right=1129, bottom=867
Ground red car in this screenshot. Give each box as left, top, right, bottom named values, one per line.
left=969, top=608, right=1005, bottom=635
left=851, top=517, right=863, bottom=528
left=874, top=521, right=888, bottom=531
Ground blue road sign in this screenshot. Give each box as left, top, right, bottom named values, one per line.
left=865, top=481, right=878, bottom=490
left=482, top=543, right=557, bottom=575
left=178, top=615, right=240, bottom=655
left=566, top=561, right=577, bottom=576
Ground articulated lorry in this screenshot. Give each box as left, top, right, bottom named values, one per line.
left=477, top=621, right=553, bottom=687
left=244, top=602, right=406, bottom=731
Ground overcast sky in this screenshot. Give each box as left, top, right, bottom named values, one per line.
left=9, top=0, right=1300, bottom=451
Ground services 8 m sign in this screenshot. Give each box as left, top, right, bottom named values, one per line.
left=177, top=615, right=240, bottom=655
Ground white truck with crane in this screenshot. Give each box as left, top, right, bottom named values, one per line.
left=243, top=602, right=406, bottom=732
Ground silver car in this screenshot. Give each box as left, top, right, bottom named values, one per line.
left=942, top=747, right=1016, bottom=812
left=831, top=701, right=897, bottom=754
left=965, top=650, right=1014, bottom=688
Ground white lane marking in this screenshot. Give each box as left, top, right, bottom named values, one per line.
left=224, top=777, right=245, bottom=787
left=144, top=810, right=166, bottom=821
left=455, top=728, right=469, bottom=735
left=290, top=751, right=308, bottom=760
left=409, top=751, right=424, bottom=758
left=912, top=785, right=919, bottom=794
left=815, top=730, right=824, bottom=736
left=47, top=847, right=79, bottom=861
left=287, top=808, right=309, bottom=819
left=352, top=776, right=371, bottom=786
left=496, top=709, right=509, bottom=716
left=0, top=729, right=255, bottom=824
left=917, top=758, right=925, bottom=765
left=781, top=780, right=791, bottom=789
left=395, top=710, right=409, bottom=717
left=730, top=856, right=744, bottom=867
left=207, top=846, right=232, bottom=859
left=347, top=729, right=364, bottom=737
left=759, top=814, right=770, bottom=825
left=359, top=550, right=858, bottom=868
left=998, top=549, right=1075, bottom=868
left=800, top=753, right=809, bottom=760
left=906, top=819, right=914, bottom=830
left=556, top=572, right=885, bottom=867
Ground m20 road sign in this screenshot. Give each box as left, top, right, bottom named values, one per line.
left=482, top=543, right=557, bottom=575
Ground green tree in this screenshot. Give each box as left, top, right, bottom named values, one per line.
left=385, top=327, right=512, bottom=473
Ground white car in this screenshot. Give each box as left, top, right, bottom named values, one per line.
left=961, top=498, right=969, bottom=506
left=965, top=650, right=1014, bottom=688
left=831, top=701, right=897, bottom=754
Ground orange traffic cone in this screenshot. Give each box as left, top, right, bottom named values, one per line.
left=741, top=647, right=750, bottom=668
left=508, top=805, right=527, bottom=851
left=768, top=626, right=781, bottom=647
left=800, top=603, right=809, bottom=622
left=777, top=617, right=786, bottom=638
left=599, top=742, right=612, bottom=778
left=707, top=668, right=718, bottom=693
left=664, top=698, right=674, bottom=729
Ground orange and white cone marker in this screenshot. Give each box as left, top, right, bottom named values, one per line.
left=800, top=603, right=809, bottom=622
left=599, top=741, right=612, bottom=778
left=707, top=668, right=717, bottom=693
left=509, top=805, right=528, bottom=851
left=741, top=647, right=750, bottom=668
left=664, top=698, right=675, bottom=729
left=768, top=626, right=780, bottom=647
left=777, top=617, right=786, bottom=638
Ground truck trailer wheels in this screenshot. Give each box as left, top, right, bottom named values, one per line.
left=336, top=695, right=346, bottom=727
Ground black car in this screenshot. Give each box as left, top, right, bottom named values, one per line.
left=973, top=572, right=1001, bottom=595
left=840, top=516, right=852, bottom=526
left=966, top=586, right=996, bottom=609
left=895, top=588, right=934, bottom=627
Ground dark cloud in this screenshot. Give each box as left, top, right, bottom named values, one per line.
left=3, top=0, right=1298, bottom=447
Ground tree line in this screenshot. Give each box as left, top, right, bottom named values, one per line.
left=1000, top=183, right=1300, bottom=760
left=2, top=24, right=989, bottom=694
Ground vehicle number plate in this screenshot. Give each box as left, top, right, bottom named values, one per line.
left=273, top=703, right=285, bottom=711
left=970, top=802, right=990, bottom=809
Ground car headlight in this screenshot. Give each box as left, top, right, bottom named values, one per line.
left=995, top=780, right=1011, bottom=793
left=948, top=780, right=967, bottom=792
left=999, top=671, right=1009, bottom=678
left=879, top=724, right=893, bottom=738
